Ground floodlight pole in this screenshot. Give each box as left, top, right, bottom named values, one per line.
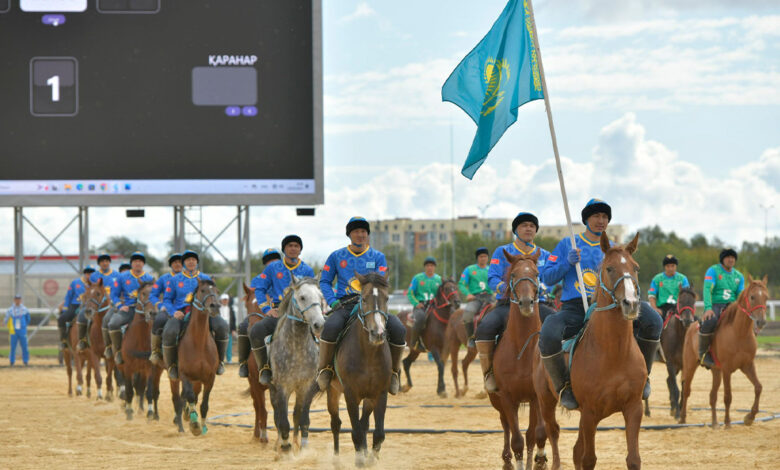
left=78, top=206, right=89, bottom=271
left=14, top=207, right=23, bottom=299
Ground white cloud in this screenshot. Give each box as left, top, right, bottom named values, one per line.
left=339, top=2, right=376, bottom=24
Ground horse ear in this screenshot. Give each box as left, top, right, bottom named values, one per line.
left=242, top=282, right=251, bottom=295
left=600, top=231, right=611, bottom=253
left=97, top=278, right=103, bottom=287
left=290, top=273, right=298, bottom=285
left=354, top=271, right=367, bottom=287
left=503, top=248, right=518, bottom=264
left=315, top=271, right=322, bottom=283
left=625, top=232, right=639, bottom=255
left=762, top=274, right=768, bottom=285
left=383, top=269, right=389, bottom=281
left=747, top=273, right=753, bottom=283
left=530, top=250, right=540, bottom=262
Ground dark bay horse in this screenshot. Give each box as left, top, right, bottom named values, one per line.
left=679, top=274, right=768, bottom=428
left=80, top=279, right=117, bottom=401
left=489, top=250, right=548, bottom=470
left=398, top=279, right=459, bottom=397
left=170, top=279, right=220, bottom=436
left=442, top=307, right=479, bottom=398
left=242, top=283, right=269, bottom=443
left=268, top=275, right=326, bottom=454
left=534, top=232, right=645, bottom=470
left=327, top=272, right=392, bottom=468
left=116, top=282, right=159, bottom=421
left=656, top=286, right=696, bottom=419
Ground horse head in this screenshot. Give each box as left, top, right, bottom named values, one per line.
left=193, top=279, right=220, bottom=317
left=503, top=248, right=540, bottom=317
left=742, top=274, right=769, bottom=333
left=677, top=285, right=697, bottom=328
left=242, top=283, right=260, bottom=315
left=436, top=279, right=460, bottom=313
left=598, top=231, right=641, bottom=320
left=355, top=271, right=390, bottom=346
left=134, top=282, right=158, bottom=323
left=287, top=274, right=326, bottom=336
left=81, top=278, right=108, bottom=321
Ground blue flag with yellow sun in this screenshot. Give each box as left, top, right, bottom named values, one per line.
left=442, top=0, right=544, bottom=179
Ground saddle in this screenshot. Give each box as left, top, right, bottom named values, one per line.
left=561, top=304, right=595, bottom=370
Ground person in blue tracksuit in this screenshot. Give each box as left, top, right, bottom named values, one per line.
left=247, top=235, right=316, bottom=384
left=315, top=217, right=406, bottom=395
left=148, top=253, right=182, bottom=366
left=161, top=250, right=230, bottom=379
left=89, top=254, right=122, bottom=359
left=5, top=295, right=31, bottom=366
left=108, top=252, right=155, bottom=364
left=474, top=212, right=554, bottom=393
left=58, top=265, right=95, bottom=351
left=538, top=199, right=662, bottom=409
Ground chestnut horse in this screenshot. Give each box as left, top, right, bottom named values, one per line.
left=656, top=286, right=696, bottom=419
left=489, top=250, right=548, bottom=470
left=170, top=279, right=220, bottom=436
left=242, top=283, right=269, bottom=443
left=442, top=307, right=480, bottom=398
left=534, top=232, right=645, bottom=470
left=679, top=274, right=768, bottom=428
left=327, top=272, right=392, bottom=468
left=79, top=279, right=117, bottom=401
left=398, top=279, right=460, bottom=397
left=63, top=310, right=91, bottom=398
left=115, top=282, right=158, bottom=421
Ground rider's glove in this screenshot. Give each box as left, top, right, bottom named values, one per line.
left=567, top=249, right=581, bottom=266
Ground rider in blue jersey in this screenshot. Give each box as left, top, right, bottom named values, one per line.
left=89, top=254, right=122, bottom=359
left=538, top=199, right=662, bottom=409
left=59, top=265, right=95, bottom=351
left=107, top=252, right=156, bottom=364
left=315, top=217, right=407, bottom=395
left=149, top=253, right=182, bottom=366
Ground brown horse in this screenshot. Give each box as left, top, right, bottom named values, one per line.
left=489, top=250, right=548, bottom=470
left=534, top=232, right=645, bottom=470
left=242, top=283, right=269, bottom=443
left=398, top=279, right=460, bottom=397
left=79, top=279, right=117, bottom=401
left=442, top=307, right=480, bottom=398
left=327, top=272, right=392, bottom=468
left=63, top=312, right=91, bottom=398
left=115, top=282, right=159, bottom=421
left=654, top=286, right=696, bottom=419
left=170, top=279, right=220, bottom=436
left=679, top=274, right=768, bottom=428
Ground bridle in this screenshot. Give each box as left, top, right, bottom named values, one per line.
left=594, top=265, right=639, bottom=312
left=353, top=287, right=389, bottom=333
left=192, top=287, right=217, bottom=313
left=286, top=292, right=322, bottom=324
left=433, top=281, right=459, bottom=309
left=508, top=267, right=540, bottom=306
left=738, top=287, right=767, bottom=324
left=134, top=297, right=156, bottom=322
left=86, top=291, right=112, bottom=315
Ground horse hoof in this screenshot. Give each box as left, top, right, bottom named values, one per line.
left=190, top=422, right=202, bottom=436
left=400, top=385, right=411, bottom=393
left=126, top=410, right=133, bottom=421
left=154, top=414, right=160, bottom=422
left=68, top=391, right=73, bottom=397
left=76, top=386, right=82, bottom=396
left=438, top=391, right=448, bottom=398
left=147, top=410, right=154, bottom=421
left=475, top=391, right=488, bottom=399
left=744, top=414, right=755, bottom=426
left=86, top=389, right=91, bottom=398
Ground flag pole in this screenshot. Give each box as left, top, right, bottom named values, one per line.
left=525, top=0, right=590, bottom=311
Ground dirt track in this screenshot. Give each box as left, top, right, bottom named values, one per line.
left=1, top=351, right=779, bottom=469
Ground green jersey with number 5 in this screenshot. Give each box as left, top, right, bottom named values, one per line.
left=703, top=264, right=745, bottom=310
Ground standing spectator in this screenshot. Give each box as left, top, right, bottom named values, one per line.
left=4, top=294, right=31, bottom=366
left=219, top=294, right=236, bottom=363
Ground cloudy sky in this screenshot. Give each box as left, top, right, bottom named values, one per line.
left=2, top=0, right=778, bottom=266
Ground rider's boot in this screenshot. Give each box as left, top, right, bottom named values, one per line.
left=109, top=330, right=123, bottom=365
left=215, top=338, right=228, bottom=375
left=237, top=334, right=250, bottom=378
left=76, top=322, right=89, bottom=351
left=102, top=328, right=113, bottom=359
left=476, top=340, right=498, bottom=393
left=58, top=324, right=69, bottom=351
left=388, top=342, right=406, bottom=395
left=252, top=346, right=272, bottom=386
left=410, top=311, right=427, bottom=352
left=149, top=334, right=163, bottom=366
left=163, top=345, right=178, bottom=380
left=464, top=321, right=476, bottom=348
left=541, top=351, right=578, bottom=410
left=315, top=340, right=337, bottom=392
left=637, top=337, right=660, bottom=400
left=698, top=332, right=715, bottom=369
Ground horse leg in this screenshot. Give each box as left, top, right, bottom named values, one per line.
left=170, top=379, right=184, bottom=432
left=153, top=366, right=162, bottom=421
left=65, top=351, right=73, bottom=397
left=75, top=352, right=84, bottom=396
left=530, top=400, right=549, bottom=470
left=491, top=392, right=513, bottom=470
left=536, top=387, right=560, bottom=470
left=576, top=411, right=598, bottom=470
left=709, top=369, right=722, bottom=428
left=105, top=359, right=114, bottom=401
left=327, top=387, right=342, bottom=455
left=271, top=386, right=292, bottom=452
left=401, top=349, right=420, bottom=393
left=623, top=400, right=643, bottom=470
left=666, top=361, right=679, bottom=418
left=85, top=355, right=92, bottom=398
left=134, top=372, right=145, bottom=413
left=292, top=394, right=303, bottom=449
left=358, top=397, right=375, bottom=467
left=739, top=361, right=762, bottom=425
left=124, top=374, right=134, bottom=421
left=722, top=370, right=733, bottom=428
left=678, top=358, right=697, bottom=424
left=505, top=399, right=524, bottom=470
left=92, top=351, right=103, bottom=400
left=450, top=341, right=461, bottom=397
left=298, top=384, right=317, bottom=450
left=432, top=349, right=447, bottom=398
left=145, top=374, right=156, bottom=421
left=370, top=391, right=388, bottom=464
left=199, top=378, right=213, bottom=436
left=343, top=390, right=365, bottom=466
left=181, top=378, right=202, bottom=436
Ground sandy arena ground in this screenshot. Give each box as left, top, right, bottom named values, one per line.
left=1, top=350, right=779, bottom=470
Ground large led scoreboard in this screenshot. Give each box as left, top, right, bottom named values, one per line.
left=0, top=0, right=323, bottom=206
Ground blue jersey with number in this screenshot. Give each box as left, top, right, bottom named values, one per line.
left=320, top=246, right=388, bottom=306
left=64, top=276, right=89, bottom=306
left=489, top=241, right=551, bottom=302
left=117, top=271, right=156, bottom=308
left=250, top=259, right=315, bottom=313
left=162, top=270, right=212, bottom=315
left=89, top=269, right=121, bottom=307
left=541, top=234, right=610, bottom=302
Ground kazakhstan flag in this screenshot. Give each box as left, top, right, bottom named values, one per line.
left=442, top=0, right=544, bottom=179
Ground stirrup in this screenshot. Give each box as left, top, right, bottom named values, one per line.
left=168, top=365, right=179, bottom=380
left=389, top=370, right=401, bottom=395
left=77, top=339, right=89, bottom=351
left=258, top=364, right=272, bottom=385
left=316, top=365, right=334, bottom=391
left=238, top=361, right=249, bottom=378
left=558, top=383, right=578, bottom=410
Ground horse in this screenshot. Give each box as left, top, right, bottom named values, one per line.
left=442, top=307, right=480, bottom=398
left=489, top=250, right=548, bottom=470
left=63, top=310, right=91, bottom=398
left=169, top=278, right=220, bottom=436
left=115, top=282, right=159, bottom=421
left=242, top=283, right=269, bottom=443
left=327, top=272, right=392, bottom=468
left=398, top=279, right=459, bottom=397
left=79, top=278, right=117, bottom=401
left=533, top=232, right=645, bottom=470
left=268, top=275, right=326, bottom=453
left=679, top=274, right=768, bottom=428
left=655, top=286, right=696, bottom=419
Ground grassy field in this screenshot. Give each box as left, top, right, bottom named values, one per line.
left=0, top=347, right=59, bottom=358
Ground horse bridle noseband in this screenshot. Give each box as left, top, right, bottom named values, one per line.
left=287, top=295, right=322, bottom=324
left=87, top=292, right=112, bottom=313
left=508, top=272, right=540, bottom=305
left=134, top=298, right=156, bottom=322
left=433, top=283, right=459, bottom=310
left=354, top=290, right=389, bottom=333
left=738, top=290, right=767, bottom=324
left=595, top=269, right=640, bottom=312
left=192, top=288, right=217, bottom=312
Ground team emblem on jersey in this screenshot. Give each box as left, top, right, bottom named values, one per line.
left=348, top=277, right=361, bottom=293
left=179, top=282, right=184, bottom=288
left=185, top=293, right=193, bottom=303
left=276, top=272, right=284, bottom=279
left=340, top=260, right=348, bottom=268
left=576, top=269, right=599, bottom=296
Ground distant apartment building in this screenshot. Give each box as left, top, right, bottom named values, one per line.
left=370, top=216, right=627, bottom=258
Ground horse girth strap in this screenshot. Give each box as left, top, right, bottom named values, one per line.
left=516, top=331, right=540, bottom=360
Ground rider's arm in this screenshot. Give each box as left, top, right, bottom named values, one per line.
left=319, top=254, right=338, bottom=307
left=488, top=248, right=508, bottom=296
left=703, top=267, right=716, bottom=311
left=407, top=276, right=421, bottom=305
left=681, top=275, right=691, bottom=289
left=109, top=277, right=122, bottom=308
left=150, top=276, right=165, bottom=308
left=64, top=282, right=75, bottom=306
left=735, top=272, right=745, bottom=297
left=540, top=238, right=573, bottom=287
left=458, top=268, right=470, bottom=297
left=252, top=268, right=274, bottom=314
left=647, top=277, right=658, bottom=301
left=162, top=280, right=177, bottom=316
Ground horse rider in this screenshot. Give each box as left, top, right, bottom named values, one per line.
left=108, top=252, right=155, bottom=364
left=248, top=235, right=315, bottom=384
left=58, top=265, right=95, bottom=351
left=459, top=247, right=493, bottom=348
left=90, top=254, right=122, bottom=359
left=236, top=248, right=282, bottom=377
left=315, top=217, right=407, bottom=395
left=149, top=253, right=183, bottom=366
left=119, top=263, right=131, bottom=273
left=538, top=199, right=662, bottom=409
left=407, top=256, right=443, bottom=352
left=161, top=250, right=230, bottom=379
left=648, top=254, right=690, bottom=320
left=475, top=212, right=554, bottom=393
left=699, top=248, right=744, bottom=369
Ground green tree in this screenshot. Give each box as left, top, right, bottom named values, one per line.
left=97, top=236, right=163, bottom=273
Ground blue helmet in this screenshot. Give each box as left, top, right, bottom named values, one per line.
left=130, top=251, right=146, bottom=263
left=512, top=212, right=539, bottom=233
left=168, top=253, right=182, bottom=266
left=182, top=250, right=199, bottom=263
left=97, top=253, right=111, bottom=263
left=423, top=256, right=437, bottom=266
left=346, top=216, right=370, bottom=236
left=262, top=248, right=281, bottom=265
left=581, top=199, right=612, bottom=224
left=83, top=265, right=96, bottom=274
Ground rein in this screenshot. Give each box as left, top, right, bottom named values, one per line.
left=433, top=285, right=459, bottom=309
left=133, top=298, right=156, bottom=322
left=738, top=292, right=766, bottom=322
left=87, top=293, right=112, bottom=313
left=663, top=304, right=695, bottom=330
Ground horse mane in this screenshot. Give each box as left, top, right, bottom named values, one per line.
left=361, top=272, right=389, bottom=288
left=679, top=286, right=696, bottom=300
